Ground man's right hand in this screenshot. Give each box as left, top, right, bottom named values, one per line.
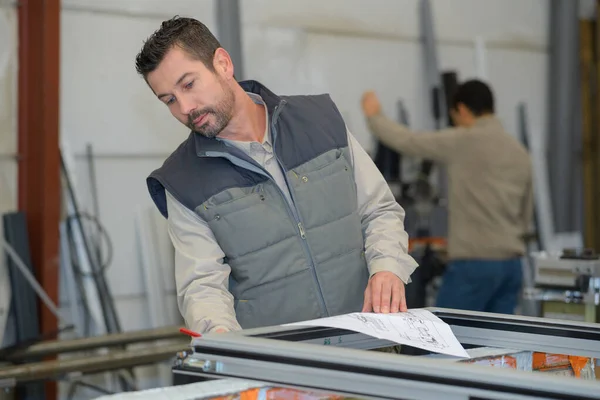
left=213, top=327, right=229, bottom=333
left=361, top=91, right=382, bottom=117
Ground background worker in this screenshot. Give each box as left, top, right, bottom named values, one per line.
left=135, top=17, right=418, bottom=335
left=361, top=80, right=533, bottom=315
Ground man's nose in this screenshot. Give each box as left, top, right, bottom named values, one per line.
left=178, top=97, right=196, bottom=116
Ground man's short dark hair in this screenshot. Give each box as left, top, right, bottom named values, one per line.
left=135, top=16, right=221, bottom=78
left=451, top=79, right=495, bottom=116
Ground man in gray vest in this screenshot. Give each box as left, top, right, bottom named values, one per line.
left=135, top=16, right=418, bottom=334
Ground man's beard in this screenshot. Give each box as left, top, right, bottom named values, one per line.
left=188, top=84, right=235, bottom=139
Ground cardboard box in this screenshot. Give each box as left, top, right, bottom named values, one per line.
left=209, top=387, right=347, bottom=400
left=461, top=351, right=597, bottom=380
left=465, top=355, right=518, bottom=369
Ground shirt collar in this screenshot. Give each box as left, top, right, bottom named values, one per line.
left=217, top=92, right=271, bottom=150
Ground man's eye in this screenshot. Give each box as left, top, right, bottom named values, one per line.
left=166, top=97, right=175, bottom=105
left=184, top=81, right=194, bottom=89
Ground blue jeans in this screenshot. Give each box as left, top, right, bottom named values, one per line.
left=435, top=258, right=523, bottom=314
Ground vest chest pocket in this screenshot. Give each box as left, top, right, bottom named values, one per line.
left=197, top=186, right=266, bottom=222
left=292, top=148, right=358, bottom=229
left=194, top=184, right=297, bottom=260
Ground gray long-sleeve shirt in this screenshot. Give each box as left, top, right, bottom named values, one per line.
left=164, top=93, right=418, bottom=334
left=367, top=113, right=533, bottom=261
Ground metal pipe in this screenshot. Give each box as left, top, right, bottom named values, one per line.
left=297, top=25, right=548, bottom=53
left=0, top=326, right=182, bottom=361
left=0, top=342, right=189, bottom=386
left=216, top=0, right=244, bottom=80
left=546, top=0, right=580, bottom=232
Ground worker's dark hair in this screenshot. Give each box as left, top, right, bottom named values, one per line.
left=135, top=16, right=221, bottom=78
left=451, top=79, right=495, bottom=116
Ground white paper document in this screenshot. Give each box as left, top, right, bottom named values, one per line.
left=284, top=309, right=470, bottom=358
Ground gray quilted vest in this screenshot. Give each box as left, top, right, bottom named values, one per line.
left=147, top=80, right=368, bottom=329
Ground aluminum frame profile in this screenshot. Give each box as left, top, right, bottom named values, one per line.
left=178, top=354, right=597, bottom=400
left=207, top=307, right=600, bottom=357
left=175, top=308, right=600, bottom=400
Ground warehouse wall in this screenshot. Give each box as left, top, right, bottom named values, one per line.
left=1, top=0, right=551, bottom=395
left=244, top=0, right=549, bottom=150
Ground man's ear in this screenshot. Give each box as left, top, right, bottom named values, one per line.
left=449, top=107, right=459, bottom=125
left=212, top=48, right=235, bottom=79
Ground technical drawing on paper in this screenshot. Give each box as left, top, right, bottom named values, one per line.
left=401, top=311, right=448, bottom=349
left=284, top=309, right=469, bottom=358
left=348, top=311, right=449, bottom=349
left=348, top=313, right=391, bottom=334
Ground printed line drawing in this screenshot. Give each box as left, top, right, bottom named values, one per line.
left=350, top=314, right=391, bottom=333
left=349, top=311, right=449, bottom=349
left=284, top=309, right=470, bottom=358
left=394, top=311, right=449, bottom=349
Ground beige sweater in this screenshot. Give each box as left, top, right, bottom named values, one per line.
left=367, top=114, right=533, bottom=260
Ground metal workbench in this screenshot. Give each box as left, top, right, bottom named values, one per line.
left=173, top=308, right=600, bottom=400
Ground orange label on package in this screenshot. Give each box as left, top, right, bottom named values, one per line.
left=533, top=353, right=570, bottom=369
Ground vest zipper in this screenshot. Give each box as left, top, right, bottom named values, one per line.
left=200, top=99, right=330, bottom=318
left=271, top=102, right=329, bottom=318
left=298, top=222, right=306, bottom=239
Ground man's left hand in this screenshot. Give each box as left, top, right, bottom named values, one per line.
left=362, top=271, right=407, bottom=313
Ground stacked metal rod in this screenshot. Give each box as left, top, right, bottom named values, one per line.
left=0, top=326, right=187, bottom=388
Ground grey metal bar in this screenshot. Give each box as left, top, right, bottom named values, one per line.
left=571, top=70, right=585, bottom=235
left=175, top=309, right=600, bottom=398
left=60, top=152, right=122, bottom=337
left=546, top=0, right=580, bottom=232
left=420, top=0, right=447, bottom=130
left=3, top=212, right=40, bottom=345
left=0, top=342, right=188, bottom=386
left=216, top=0, right=244, bottom=80
left=0, top=326, right=182, bottom=361
left=231, top=307, right=600, bottom=358
left=2, top=212, right=44, bottom=400
left=183, top=321, right=600, bottom=400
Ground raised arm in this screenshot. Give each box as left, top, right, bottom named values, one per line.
left=362, top=91, right=464, bottom=163
left=165, top=190, right=241, bottom=334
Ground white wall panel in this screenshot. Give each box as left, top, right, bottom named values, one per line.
left=61, top=13, right=187, bottom=155
left=289, top=32, right=547, bottom=155
left=71, top=157, right=165, bottom=297
left=243, top=0, right=548, bottom=50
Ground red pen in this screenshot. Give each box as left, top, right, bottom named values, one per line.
left=179, top=327, right=202, bottom=338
